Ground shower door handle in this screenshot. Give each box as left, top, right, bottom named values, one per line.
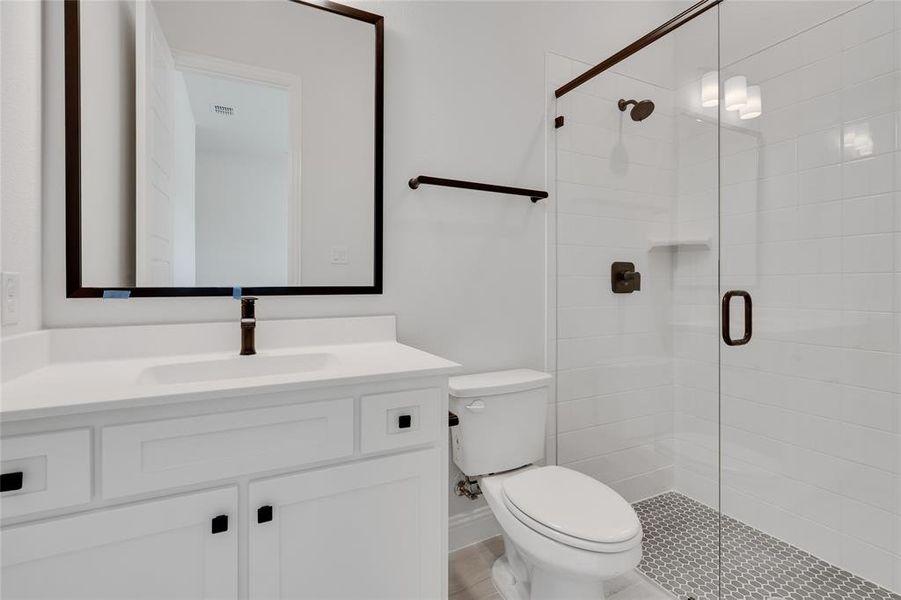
left=722, top=290, right=752, bottom=346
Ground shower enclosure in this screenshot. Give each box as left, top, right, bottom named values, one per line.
left=551, top=1, right=900, bottom=598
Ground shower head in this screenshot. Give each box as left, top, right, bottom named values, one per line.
left=618, top=98, right=655, bottom=122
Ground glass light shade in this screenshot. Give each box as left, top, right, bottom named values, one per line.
left=844, top=123, right=873, bottom=158
left=701, top=71, right=719, bottom=107
left=739, top=85, right=762, bottom=120
left=701, top=71, right=720, bottom=108
left=724, top=75, right=747, bottom=111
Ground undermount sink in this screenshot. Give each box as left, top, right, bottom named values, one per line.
left=138, top=353, right=337, bottom=385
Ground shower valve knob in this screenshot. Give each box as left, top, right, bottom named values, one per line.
left=624, top=270, right=641, bottom=291
left=612, top=262, right=641, bottom=294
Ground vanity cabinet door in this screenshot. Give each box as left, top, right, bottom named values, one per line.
left=249, top=448, right=442, bottom=600
left=1, top=487, right=238, bottom=600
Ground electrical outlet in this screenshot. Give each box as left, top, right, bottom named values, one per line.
left=330, top=246, right=348, bottom=265
left=1, top=272, right=20, bottom=326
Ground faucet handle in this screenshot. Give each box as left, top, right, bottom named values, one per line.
left=624, top=270, right=641, bottom=291
left=240, top=296, right=258, bottom=320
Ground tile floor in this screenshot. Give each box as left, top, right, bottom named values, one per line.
left=448, top=536, right=671, bottom=600
left=449, top=492, right=901, bottom=600
left=449, top=537, right=504, bottom=600
left=634, top=492, right=901, bottom=600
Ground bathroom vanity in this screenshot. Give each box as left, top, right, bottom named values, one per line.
left=0, top=316, right=458, bottom=599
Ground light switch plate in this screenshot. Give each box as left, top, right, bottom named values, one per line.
left=1, top=272, right=20, bottom=325
left=330, top=246, right=348, bottom=265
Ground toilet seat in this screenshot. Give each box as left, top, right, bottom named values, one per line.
left=501, top=466, right=642, bottom=553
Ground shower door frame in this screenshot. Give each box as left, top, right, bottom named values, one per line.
left=553, top=0, right=723, bottom=100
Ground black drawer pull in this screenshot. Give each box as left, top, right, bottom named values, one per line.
left=722, top=290, right=752, bottom=346
left=0, top=471, right=24, bottom=492
left=257, top=505, right=273, bottom=524
left=211, top=514, right=229, bottom=534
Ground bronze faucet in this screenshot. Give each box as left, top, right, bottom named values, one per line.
left=240, top=297, right=257, bottom=355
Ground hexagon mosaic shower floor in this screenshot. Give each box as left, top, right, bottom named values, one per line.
left=633, top=492, right=900, bottom=600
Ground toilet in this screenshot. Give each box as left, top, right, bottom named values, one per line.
left=449, top=369, right=643, bottom=600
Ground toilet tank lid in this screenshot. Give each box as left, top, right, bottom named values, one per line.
left=449, top=369, right=552, bottom=398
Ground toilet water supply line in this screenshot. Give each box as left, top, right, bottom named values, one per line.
left=456, top=474, right=483, bottom=500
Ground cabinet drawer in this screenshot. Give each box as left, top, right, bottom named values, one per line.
left=1, top=429, right=92, bottom=519
left=360, top=388, right=440, bottom=454
left=101, top=398, right=354, bottom=498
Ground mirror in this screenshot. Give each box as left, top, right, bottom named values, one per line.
left=65, top=0, right=383, bottom=296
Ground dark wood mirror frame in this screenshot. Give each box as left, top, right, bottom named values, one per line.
left=64, top=0, right=383, bottom=297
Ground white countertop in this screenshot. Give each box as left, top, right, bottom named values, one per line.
left=0, top=316, right=461, bottom=421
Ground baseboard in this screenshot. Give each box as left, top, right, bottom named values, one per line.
left=448, top=505, right=501, bottom=552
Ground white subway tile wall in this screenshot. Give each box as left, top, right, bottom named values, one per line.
left=552, top=0, right=899, bottom=594
left=553, top=53, right=678, bottom=506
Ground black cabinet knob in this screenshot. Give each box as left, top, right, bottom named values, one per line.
left=257, top=505, right=273, bottom=524
left=211, top=514, right=229, bottom=534
left=398, top=414, right=412, bottom=429
left=0, top=471, right=24, bottom=493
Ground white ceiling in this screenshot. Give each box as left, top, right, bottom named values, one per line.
left=720, top=0, right=868, bottom=67
left=181, top=69, right=291, bottom=157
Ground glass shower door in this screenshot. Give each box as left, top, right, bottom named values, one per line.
left=718, top=2, right=901, bottom=598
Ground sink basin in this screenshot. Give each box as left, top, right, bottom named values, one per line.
left=138, top=353, right=336, bottom=385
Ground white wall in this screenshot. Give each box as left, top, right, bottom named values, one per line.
left=194, top=149, right=289, bottom=287
left=172, top=71, right=196, bottom=287
left=1, top=0, right=42, bottom=337
left=79, top=0, right=136, bottom=287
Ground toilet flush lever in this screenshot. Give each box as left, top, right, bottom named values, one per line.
left=465, top=400, right=485, bottom=412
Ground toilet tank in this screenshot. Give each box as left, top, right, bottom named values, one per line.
left=449, top=369, right=553, bottom=477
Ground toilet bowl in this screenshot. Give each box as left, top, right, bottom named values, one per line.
left=449, top=370, right=643, bottom=600
left=481, top=466, right=642, bottom=600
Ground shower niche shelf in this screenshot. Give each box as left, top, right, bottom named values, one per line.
left=647, top=236, right=712, bottom=250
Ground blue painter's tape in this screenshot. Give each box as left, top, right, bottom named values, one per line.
left=232, top=286, right=242, bottom=300
left=102, top=290, right=131, bottom=299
